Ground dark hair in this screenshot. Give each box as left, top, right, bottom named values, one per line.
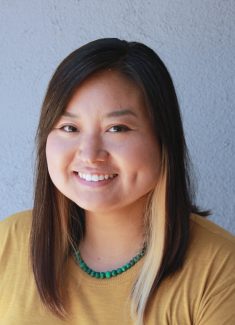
left=30, top=38, right=208, bottom=319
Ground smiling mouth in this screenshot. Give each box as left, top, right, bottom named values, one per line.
left=74, top=172, right=118, bottom=182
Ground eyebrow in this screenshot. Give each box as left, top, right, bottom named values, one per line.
left=104, top=109, right=138, bottom=118
left=62, top=109, right=138, bottom=119
left=62, top=111, right=78, bottom=118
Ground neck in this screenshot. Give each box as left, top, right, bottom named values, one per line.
left=79, top=203, right=146, bottom=272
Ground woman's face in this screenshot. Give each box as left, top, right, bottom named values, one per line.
left=46, top=70, right=161, bottom=214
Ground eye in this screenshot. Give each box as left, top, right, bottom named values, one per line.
left=60, top=125, right=78, bottom=133
left=108, top=125, right=130, bottom=133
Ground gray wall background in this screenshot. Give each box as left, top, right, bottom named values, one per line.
left=0, top=0, right=234, bottom=233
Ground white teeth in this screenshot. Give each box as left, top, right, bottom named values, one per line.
left=91, top=175, right=98, bottom=181
left=77, top=172, right=115, bottom=182
left=86, top=174, right=92, bottom=181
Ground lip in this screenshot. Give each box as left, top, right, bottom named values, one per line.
left=72, top=171, right=118, bottom=188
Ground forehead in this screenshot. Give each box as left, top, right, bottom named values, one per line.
left=65, top=70, right=148, bottom=117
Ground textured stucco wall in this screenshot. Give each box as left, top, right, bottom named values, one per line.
left=0, top=0, right=234, bottom=233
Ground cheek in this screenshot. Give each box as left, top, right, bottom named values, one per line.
left=46, top=134, right=71, bottom=173
left=120, top=137, right=161, bottom=169
left=134, top=140, right=161, bottom=181
left=46, top=137, right=59, bottom=184
left=46, top=135, right=58, bottom=169
left=46, top=135, right=74, bottom=191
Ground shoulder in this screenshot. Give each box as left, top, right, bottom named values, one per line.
left=0, top=210, right=32, bottom=231
left=187, top=214, right=235, bottom=274
left=190, top=214, right=235, bottom=248
left=184, top=215, right=235, bottom=323
left=148, top=216, right=235, bottom=323
left=0, top=210, right=32, bottom=248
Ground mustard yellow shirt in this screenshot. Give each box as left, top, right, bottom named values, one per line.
left=0, top=211, right=235, bottom=324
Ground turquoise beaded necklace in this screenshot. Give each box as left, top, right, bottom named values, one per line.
left=73, top=245, right=146, bottom=279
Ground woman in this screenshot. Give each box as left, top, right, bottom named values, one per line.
left=0, top=38, right=234, bottom=325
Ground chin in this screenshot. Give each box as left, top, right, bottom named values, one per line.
left=72, top=199, right=127, bottom=214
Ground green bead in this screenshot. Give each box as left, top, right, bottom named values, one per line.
left=79, top=261, right=85, bottom=267
left=111, top=270, right=117, bottom=276
left=95, top=272, right=100, bottom=278
left=121, top=266, right=127, bottom=272
left=100, top=272, right=105, bottom=279
left=105, top=271, right=111, bottom=278
left=117, top=268, right=123, bottom=274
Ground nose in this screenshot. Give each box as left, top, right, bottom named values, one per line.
left=76, top=134, right=109, bottom=164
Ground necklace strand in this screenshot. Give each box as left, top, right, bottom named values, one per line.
left=73, top=245, right=146, bottom=279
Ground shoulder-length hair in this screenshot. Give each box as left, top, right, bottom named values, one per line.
left=30, top=38, right=208, bottom=324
